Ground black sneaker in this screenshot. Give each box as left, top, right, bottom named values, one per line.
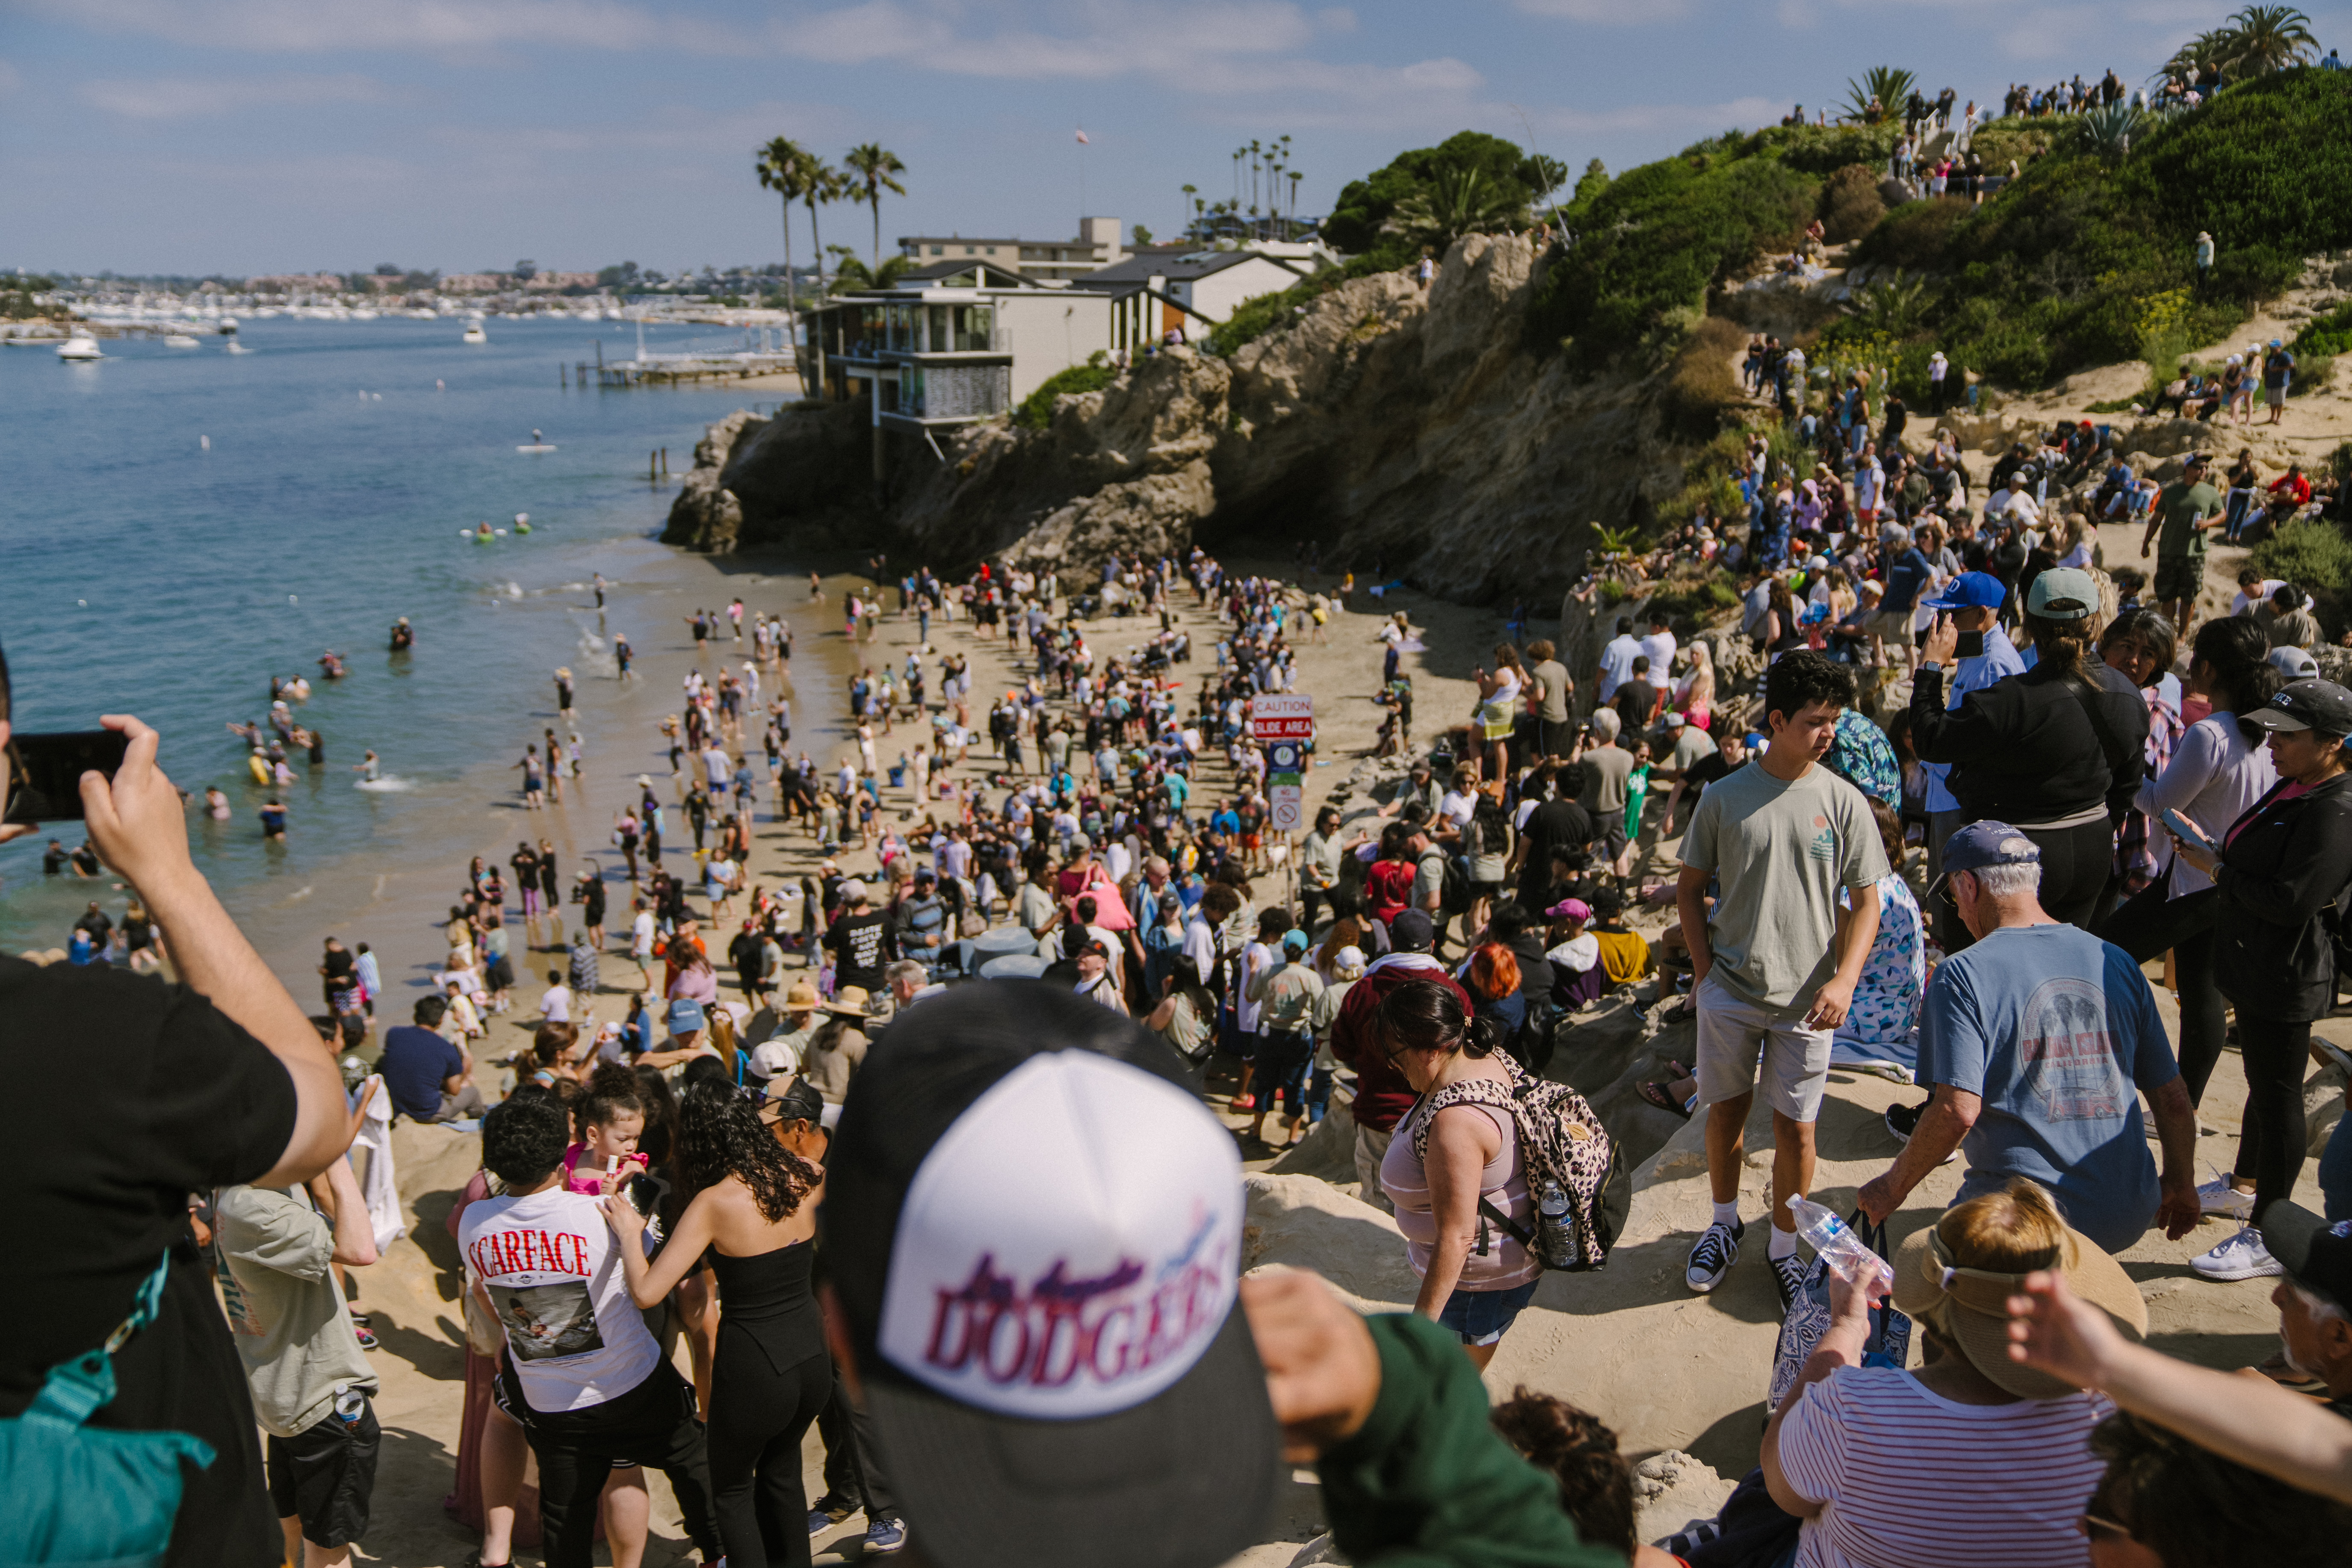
left=1685, top=1219, right=1744, bottom=1293
left=1771, top=1252, right=1809, bottom=1313
left=1884, top=1099, right=1926, bottom=1143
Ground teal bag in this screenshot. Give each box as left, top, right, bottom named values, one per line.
left=0, top=1252, right=216, bottom=1568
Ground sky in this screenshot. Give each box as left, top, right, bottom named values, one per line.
left=3, top=0, right=2347, bottom=278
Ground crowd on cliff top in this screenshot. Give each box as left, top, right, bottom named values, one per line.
left=12, top=495, right=2352, bottom=1568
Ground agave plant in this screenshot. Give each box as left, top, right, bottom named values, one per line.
left=1382, top=166, right=1523, bottom=250
left=1588, top=522, right=1645, bottom=560
left=1840, top=65, right=1918, bottom=126
left=2077, top=100, right=2140, bottom=157
left=1846, top=270, right=1931, bottom=337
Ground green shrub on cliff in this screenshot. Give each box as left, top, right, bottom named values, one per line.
left=1847, top=68, right=2352, bottom=385
left=1528, top=149, right=1816, bottom=360
left=1322, top=132, right=1566, bottom=266
left=1011, top=353, right=1117, bottom=429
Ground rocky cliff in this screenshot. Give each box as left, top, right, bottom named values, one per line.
left=664, top=233, right=1697, bottom=601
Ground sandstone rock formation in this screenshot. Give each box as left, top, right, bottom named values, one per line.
left=663, top=234, right=1696, bottom=602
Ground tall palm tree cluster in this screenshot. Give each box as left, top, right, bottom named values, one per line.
left=2160, top=5, right=2320, bottom=92
left=1185, top=136, right=1306, bottom=242
left=752, top=138, right=909, bottom=310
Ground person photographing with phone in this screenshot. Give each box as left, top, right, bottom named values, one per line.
left=1, top=643, right=366, bottom=1567
left=2162, top=678, right=2352, bottom=1284
left=1907, top=567, right=2149, bottom=934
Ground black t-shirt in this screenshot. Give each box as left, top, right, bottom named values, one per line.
left=1519, top=798, right=1596, bottom=886
left=825, top=909, right=896, bottom=993
left=1613, top=680, right=1658, bottom=735
left=4, top=956, right=297, bottom=1565
left=1684, top=752, right=1742, bottom=794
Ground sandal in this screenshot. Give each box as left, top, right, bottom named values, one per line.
left=1229, top=1094, right=1256, bottom=1112
left=1638, top=1081, right=1691, bottom=1119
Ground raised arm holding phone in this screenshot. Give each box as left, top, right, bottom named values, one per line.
left=4, top=644, right=363, bottom=1568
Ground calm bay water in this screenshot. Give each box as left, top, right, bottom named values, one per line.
left=0, top=316, right=792, bottom=960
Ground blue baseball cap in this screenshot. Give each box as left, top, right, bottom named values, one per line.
left=666, top=998, right=706, bottom=1032
left=1921, top=571, right=2006, bottom=611
left=1942, top=821, right=2041, bottom=874
left=1281, top=928, right=1309, bottom=954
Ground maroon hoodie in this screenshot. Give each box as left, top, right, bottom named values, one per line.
left=1331, top=953, right=1469, bottom=1133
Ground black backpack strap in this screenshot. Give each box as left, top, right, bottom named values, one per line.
left=1479, top=1195, right=1534, bottom=1252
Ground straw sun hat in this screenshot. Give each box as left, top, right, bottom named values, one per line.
left=1891, top=1202, right=2148, bottom=1400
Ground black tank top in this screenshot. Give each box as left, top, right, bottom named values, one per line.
left=708, top=1237, right=825, bottom=1369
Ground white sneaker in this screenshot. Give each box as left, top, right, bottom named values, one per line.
left=2196, top=1173, right=2254, bottom=1219
left=2191, top=1224, right=2282, bottom=1282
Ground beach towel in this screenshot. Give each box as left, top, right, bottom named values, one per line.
left=352, top=1074, right=408, bottom=1251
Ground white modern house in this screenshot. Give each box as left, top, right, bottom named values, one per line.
left=1072, top=241, right=1332, bottom=334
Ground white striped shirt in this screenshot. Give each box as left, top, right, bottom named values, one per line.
left=1778, top=1368, right=2110, bottom=1568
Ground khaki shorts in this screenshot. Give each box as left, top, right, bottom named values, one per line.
left=1693, top=972, right=1834, bottom=1122
left=1867, top=608, right=1915, bottom=644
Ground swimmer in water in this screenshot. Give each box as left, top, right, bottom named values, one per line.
left=809, top=570, right=823, bottom=602
left=593, top=572, right=607, bottom=610
left=204, top=786, right=231, bottom=820
left=353, top=750, right=381, bottom=783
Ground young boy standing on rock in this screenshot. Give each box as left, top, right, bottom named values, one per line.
left=1675, top=651, right=1885, bottom=1310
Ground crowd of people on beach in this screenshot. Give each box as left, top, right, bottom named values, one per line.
left=13, top=449, right=2352, bottom=1568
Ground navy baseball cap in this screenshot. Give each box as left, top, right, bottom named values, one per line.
left=666, top=998, right=706, bottom=1032
left=1941, top=821, right=2041, bottom=875
left=1922, top=571, right=2006, bottom=611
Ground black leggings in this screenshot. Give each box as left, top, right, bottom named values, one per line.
left=708, top=1334, right=832, bottom=1568
left=2098, top=886, right=2225, bottom=1103
left=2018, top=818, right=2116, bottom=932
left=2230, top=1012, right=2314, bottom=1221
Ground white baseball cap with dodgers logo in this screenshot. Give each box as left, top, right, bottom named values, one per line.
left=823, top=981, right=1278, bottom=1568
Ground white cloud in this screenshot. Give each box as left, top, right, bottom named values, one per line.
left=80, top=72, right=407, bottom=118
left=1513, top=0, right=1692, bottom=20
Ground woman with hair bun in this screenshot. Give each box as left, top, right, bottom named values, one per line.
left=1376, top=977, right=1536, bottom=1368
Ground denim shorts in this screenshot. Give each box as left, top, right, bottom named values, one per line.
left=1436, top=1277, right=1540, bottom=1347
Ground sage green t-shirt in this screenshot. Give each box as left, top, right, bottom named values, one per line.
left=213, top=1184, right=378, bottom=1438
left=2156, top=480, right=2222, bottom=558
left=1679, top=760, right=1888, bottom=1017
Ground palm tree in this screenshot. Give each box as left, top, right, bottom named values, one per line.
left=1180, top=183, right=1197, bottom=240
left=1841, top=66, right=1917, bottom=125
left=1383, top=166, right=1522, bottom=251
left=2222, top=5, right=2318, bottom=74
left=842, top=144, right=908, bottom=270
left=755, top=136, right=810, bottom=312
left=801, top=158, right=841, bottom=291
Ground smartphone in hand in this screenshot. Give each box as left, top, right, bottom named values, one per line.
left=3, top=731, right=130, bottom=825
left=2160, top=808, right=2213, bottom=855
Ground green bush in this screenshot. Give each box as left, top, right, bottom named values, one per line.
left=1011, top=354, right=1117, bottom=429
left=2250, top=518, right=2352, bottom=640
left=1739, top=122, right=1900, bottom=177
left=1205, top=253, right=1387, bottom=357
left=1818, top=163, right=1888, bottom=243
left=1321, top=131, right=1561, bottom=257
left=1529, top=153, right=1816, bottom=360
left=1854, top=197, right=1974, bottom=269
left=1663, top=316, right=1749, bottom=439
left=2299, top=298, right=2352, bottom=357
left=1645, top=573, right=1742, bottom=624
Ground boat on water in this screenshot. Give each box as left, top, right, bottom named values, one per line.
left=219, top=318, right=239, bottom=335
left=56, top=334, right=103, bottom=361
left=462, top=322, right=488, bottom=344
left=225, top=340, right=252, bottom=354
left=163, top=333, right=202, bottom=348
left=410, top=308, right=438, bottom=320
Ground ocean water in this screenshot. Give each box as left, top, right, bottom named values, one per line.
left=0, top=315, right=795, bottom=959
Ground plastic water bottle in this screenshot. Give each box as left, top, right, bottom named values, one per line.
left=1785, top=1196, right=1894, bottom=1289
left=1536, top=1183, right=1573, bottom=1267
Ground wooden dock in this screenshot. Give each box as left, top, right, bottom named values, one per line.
left=576, top=352, right=802, bottom=388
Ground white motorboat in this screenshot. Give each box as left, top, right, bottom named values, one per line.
left=410, top=308, right=438, bottom=320
left=163, top=333, right=202, bottom=348
left=225, top=339, right=252, bottom=354
left=219, top=317, right=240, bottom=334
left=462, top=322, right=488, bottom=344
left=56, top=334, right=103, bottom=361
